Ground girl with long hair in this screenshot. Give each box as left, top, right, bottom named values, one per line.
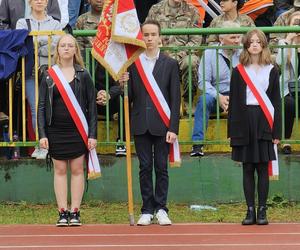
left=228, top=29, right=281, bottom=225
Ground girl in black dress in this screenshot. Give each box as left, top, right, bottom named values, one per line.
left=38, top=34, right=98, bottom=226
left=228, top=29, right=281, bottom=225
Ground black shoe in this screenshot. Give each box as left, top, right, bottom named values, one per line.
left=56, top=209, right=69, bottom=227
left=69, top=208, right=82, bottom=226
left=190, top=145, right=204, bottom=157
left=242, top=206, right=256, bottom=225
left=115, top=141, right=126, bottom=157
left=257, top=206, right=268, bottom=225
left=282, top=144, right=292, bottom=155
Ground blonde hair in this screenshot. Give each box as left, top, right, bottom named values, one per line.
left=286, top=11, right=300, bottom=66
left=239, top=29, right=272, bottom=66
left=53, top=34, right=85, bottom=68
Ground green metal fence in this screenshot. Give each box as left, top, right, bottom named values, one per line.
left=1, top=27, right=300, bottom=150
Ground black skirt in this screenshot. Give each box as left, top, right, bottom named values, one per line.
left=231, top=106, right=276, bottom=163
left=47, top=81, right=87, bottom=160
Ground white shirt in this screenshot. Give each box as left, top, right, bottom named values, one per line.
left=57, top=0, right=69, bottom=28
left=24, top=0, right=31, bottom=18
left=245, top=64, right=273, bottom=105
left=140, top=49, right=160, bottom=72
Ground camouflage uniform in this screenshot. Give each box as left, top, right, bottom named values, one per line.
left=206, top=14, right=255, bottom=44
left=146, top=0, right=202, bottom=107
left=75, top=12, right=101, bottom=50
left=270, top=7, right=300, bottom=46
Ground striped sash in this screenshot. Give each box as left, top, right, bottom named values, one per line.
left=135, top=56, right=181, bottom=167
left=237, top=64, right=279, bottom=179
left=48, top=65, right=101, bottom=179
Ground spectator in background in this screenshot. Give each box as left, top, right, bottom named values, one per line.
left=75, top=0, right=103, bottom=53
left=274, top=0, right=293, bottom=18
left=276, top=11, right=300, bottom=154
left=69, top=0, right=90, bottom=28
left=207, top=0, right=255, bottom=44
left=147, top=0, right=201, bottom=117
left=190, top=21, right=241, bottom=157
left=16, top=0, right=62, bottom=159
left=68, top=0, right=81, bottom=28
left=270, top=0, right=300, bottom=46
left=0, top=0, right=61, bottom=29
left=57, top=0, right=69, bottom=29
left=134, top=0, right=159, bottom=23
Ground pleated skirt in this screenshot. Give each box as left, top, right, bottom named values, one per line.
left=231, top=106, right=276, bottom=163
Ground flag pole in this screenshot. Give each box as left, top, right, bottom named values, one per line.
left=123, top=80, right=135, bottom=226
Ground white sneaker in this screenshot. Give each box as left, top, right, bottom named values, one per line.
left=156, top=209, right=172, bottom=226
left=137, top=214, right=153, bottom=226
left=31, top=147, right=40, bottom=158
left=36, top=148, right=48, bottom=160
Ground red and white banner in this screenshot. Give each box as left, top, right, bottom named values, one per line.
left=48, top=65, right=101, bottom=180
left=237, top=64, right=279, bottom=180
left=92, top=0, right=146, bottom=81
left=135, top=55, right=181, bottom=167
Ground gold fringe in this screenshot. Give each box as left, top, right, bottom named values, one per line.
left=170, top=161, right=181, bottom=168
left=92, top=47, right=145, bottom=81
left=88, top=171, right=102, bottom=180
left=269, top=175, right=279, bottom=181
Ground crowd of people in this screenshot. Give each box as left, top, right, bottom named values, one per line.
left=0, top=0, right=299, bottom=227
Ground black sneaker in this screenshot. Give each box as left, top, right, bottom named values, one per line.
left=190, top=145, right=204, bottom=157
left=56, top=209, right=69, bottom=227
left=115, top=143, right=126, bottom=157
left=69, top=208, right=82, bottom=226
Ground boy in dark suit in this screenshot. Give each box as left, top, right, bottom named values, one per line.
left=119, top=20, right=181, bottom=226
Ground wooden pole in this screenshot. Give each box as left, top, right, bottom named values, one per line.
left=123, top=81, right=134, bottom=226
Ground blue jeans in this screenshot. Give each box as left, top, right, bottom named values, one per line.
left=192, top=93, right=217, bottom=142
left=68, top=0, right=81, bottom=28
left=26, top=77, right=36, bottom=130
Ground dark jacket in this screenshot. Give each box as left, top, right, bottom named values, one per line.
left=38, top=64, right=97, bottom=140
left=228, top=65, right=281, bottom=146
left=128, top=52, right=181, bottom=136
left=0, top=0, right=60, bottom=29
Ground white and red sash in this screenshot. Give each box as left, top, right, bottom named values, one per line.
left=237, top=64, right=279, bottom=180
left=135, top=55, right=181, bottom=167
left=48, top=65, right=101, bottom=179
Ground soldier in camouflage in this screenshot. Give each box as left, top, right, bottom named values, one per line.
left=270, top=0, right=300, bottom=46
left=146, top=0, right=202, bottom=116
left=75, top=0, right=103, bottom=51
left=207, top=0, right=255, bottom=44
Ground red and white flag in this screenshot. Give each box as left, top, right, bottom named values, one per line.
left=92, top=0, right=146, bottom=81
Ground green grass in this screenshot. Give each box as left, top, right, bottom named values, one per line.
left=1, top=197, right=300, bottom=224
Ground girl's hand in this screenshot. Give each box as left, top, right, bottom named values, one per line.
left=88, top=138, right=97, bottom=150
left=285, top=33, right=299, bottom=44
left=39, top=138, right=49, bottom=149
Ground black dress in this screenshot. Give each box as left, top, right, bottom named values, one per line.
left=47, top=79, right=87, bottom=160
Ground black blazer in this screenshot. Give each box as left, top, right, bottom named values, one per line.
left=228, top=65, right=281, bottom=146
left=128, top=52, right=181, bottom=136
